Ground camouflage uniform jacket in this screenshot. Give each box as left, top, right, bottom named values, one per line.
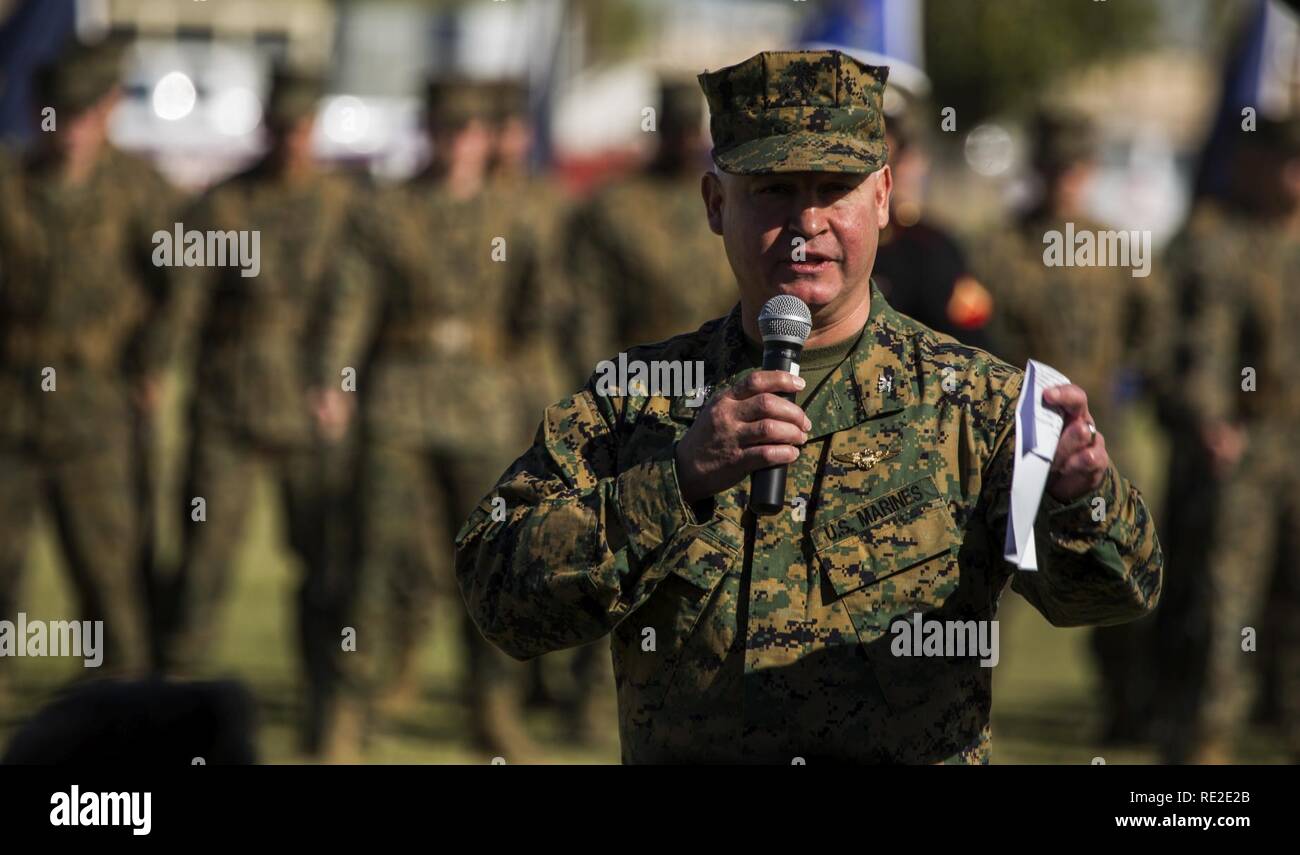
left=1175, top=207, right=1300, bottom=429
left=456, top=283, right=1163, bottom=763
left=177, top=163, right=354, bottom=445
left=0, top=146, right=179, bottom=453
left=972, top=215, right=1164, bottom=431
left=334, top=179, right=551, bottom=454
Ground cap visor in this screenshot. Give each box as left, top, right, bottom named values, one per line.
left=713, top=130, right=886, bottom=175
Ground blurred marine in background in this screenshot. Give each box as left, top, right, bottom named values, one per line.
left=1155, top=115, right=1300, bottom=763
left=331, top=77, right=552, bottom=760
left=566, top=79, right=736, bottom=377
left=157, top=69, right=358, bottom=760
left=0, top=36, right=180, bottom=683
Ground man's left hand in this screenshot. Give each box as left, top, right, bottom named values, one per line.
left=1044, top=384, right=1108, bottom=502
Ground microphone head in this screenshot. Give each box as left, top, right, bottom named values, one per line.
left=758, top=295, right=812, bottom=347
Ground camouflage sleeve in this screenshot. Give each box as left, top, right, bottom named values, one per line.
left=505, top=207, right=555, bottom=343
left=314, top=202, right=384, bottom=390
left=454, top=385, right=705, bottom=660
left=1179, top=266, right=1240, bottom=426
left=564, top=199, right=619, bottom=384
left=980, top=375, right=1163, bottom=626
left=128, top=164, right=198, bottom=378
left=971, top=231, right=1033, bottom=368
left=505, top=207, right=572, bottom=428
left=1134, top=266, right=1174, bottom=381
left=148, top=262, right=214, bottom=375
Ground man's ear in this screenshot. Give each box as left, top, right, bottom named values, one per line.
left=873, top=165, right=892, bottom=229
left=701, top=170, right=724, bottom=236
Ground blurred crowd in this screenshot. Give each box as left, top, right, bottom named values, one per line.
left=1, top=1, right=1299, bottom=765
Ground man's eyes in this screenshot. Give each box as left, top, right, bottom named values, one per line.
left=755, top=183, right=855, bottom=196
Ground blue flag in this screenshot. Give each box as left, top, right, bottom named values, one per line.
left=799, top=0, right=929, bottom=97
left=0, top=0, right=78, bottom=145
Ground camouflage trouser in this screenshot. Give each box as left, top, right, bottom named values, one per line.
left=344, top=442, right=520, bottom=703
left=168, top=421, right=350, bottom=723
left=0, top=435, right=149, bottom=677
left=1149, top=429, right=1219, bottom=748
left=1087, top=423, right=1156, bottom=737
left=1172, top=428, right=1300, bottom=757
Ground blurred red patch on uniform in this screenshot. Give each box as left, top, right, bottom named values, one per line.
left=947, top=276, right=993, bottom=330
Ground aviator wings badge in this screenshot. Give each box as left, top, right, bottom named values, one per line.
left=833, top=441, right=900, bottom=472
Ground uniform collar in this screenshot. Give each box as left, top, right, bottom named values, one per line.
left=802, top=280, right=913, bottom=439
left=670, top=281, right=914, bottom=437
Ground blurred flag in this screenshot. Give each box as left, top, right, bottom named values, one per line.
left=799, top=0, right=929, bottom=98
left=0, top=0, right=77, bottom=144
left=1194, top=0, right=1300, bottom=200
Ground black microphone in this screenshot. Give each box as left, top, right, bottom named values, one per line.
left=747, top=295, right=812, bottom=516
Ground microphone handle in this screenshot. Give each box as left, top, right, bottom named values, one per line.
left=747, top=343, right=803, bottom=516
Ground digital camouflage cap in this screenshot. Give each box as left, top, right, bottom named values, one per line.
left=266, top=68, right=324, bottom=126
left=36, top=35, right=130, bottom=115
left=1031, top=109, right=1098, bottom=176
left=697, top=49, right=889, bottom=174
left=487, top=79, right=529, bottom=125
left=425, top=77, right=495, bottom=129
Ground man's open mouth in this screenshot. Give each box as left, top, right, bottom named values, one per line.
left=780, top=253, right=838, bottom=272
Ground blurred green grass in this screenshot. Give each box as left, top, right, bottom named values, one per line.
left=0, top=394, right=1286, bottom=763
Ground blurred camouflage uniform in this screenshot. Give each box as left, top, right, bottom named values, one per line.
left=456, top=50, right=1163, bottom=763
left=971, top=111, right=1166, bottom=741
left=1163, top=118, right=1300, bottom=761
left=161, top=71, right=357, bottom=754
left=974, top=112, right=1165, bottom=435
left=0, top=38, right=180, bottom=677
left=1146, top=203, right=1238, bottom=758
left=566, top=79, right=735, bottom=378
left=332, top=79, right=549, bottom=757
left=486, top=79, right=573, bottom=432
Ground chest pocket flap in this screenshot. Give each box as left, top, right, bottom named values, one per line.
left=811, top=476, right=961, bottom=599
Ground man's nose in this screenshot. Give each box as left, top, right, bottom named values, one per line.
left=787, top=191, right=827, bottom=237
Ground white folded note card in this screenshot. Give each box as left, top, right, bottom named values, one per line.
left=1003, top=359, right=1071, bottom=571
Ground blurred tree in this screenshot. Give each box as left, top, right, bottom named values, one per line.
left=925, top=0, right=1162, bottom=123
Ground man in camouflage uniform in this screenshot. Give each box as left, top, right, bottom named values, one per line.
left=0, top=37, right=180, bottom=681
left=974, top=111, right=1164, bottom=451
left=456, top=50, right=1163, bottom=763
left=1157, top=116, right=1300, bottom=763
left=486, top=79, right=573, bottom=440
left=1144, top=201, right=1232, bottom=760
left=971, top=110, right=1165, bottom=743
left=333, top=78, right=546, bottom=759
left=161, top=70, right=356, bottom=757
left=566, top=78, right=736, bottom=378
